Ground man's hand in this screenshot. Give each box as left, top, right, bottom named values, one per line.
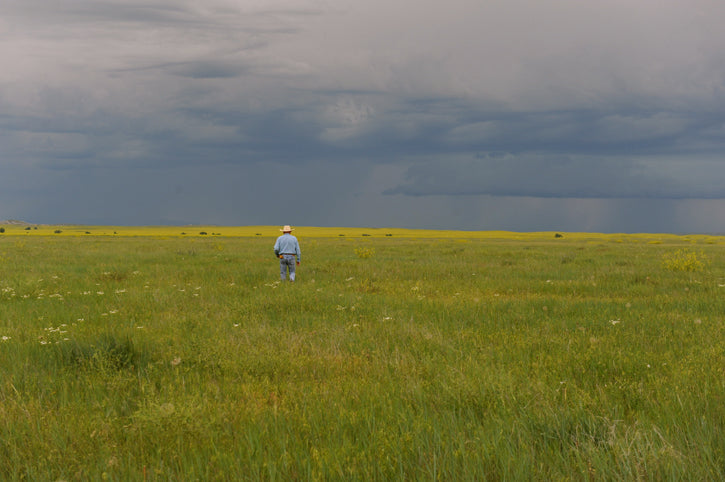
left=296, top=262, right=300, bottom=266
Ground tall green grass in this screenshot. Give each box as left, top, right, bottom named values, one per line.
left=1, top=234, right=723, bottom=480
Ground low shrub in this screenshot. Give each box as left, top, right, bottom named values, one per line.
left=56, top=333, right=146, bottom=371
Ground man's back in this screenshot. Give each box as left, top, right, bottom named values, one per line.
left=275, top=233, right=300, bottom=257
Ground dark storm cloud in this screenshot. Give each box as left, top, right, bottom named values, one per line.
left=167, top=61, right=247, bottom=79
left=385, top=154, right=725, bottom=199
left=384, top=107, right=725, bottom=201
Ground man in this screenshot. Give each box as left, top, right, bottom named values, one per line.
left=273, top=225, right=301, bottom=282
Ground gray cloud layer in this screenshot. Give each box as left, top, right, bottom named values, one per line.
left=387, top=154, right=725, bottom=199
left=1, top=0, right=725, bottom=232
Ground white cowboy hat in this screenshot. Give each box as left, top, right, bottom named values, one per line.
left=280, top=225, right=294, bottom=232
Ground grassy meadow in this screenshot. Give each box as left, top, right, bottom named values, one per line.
left=1, top=226, right=724, bottom=480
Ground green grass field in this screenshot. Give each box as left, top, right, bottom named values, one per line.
left=1, top=228, right=724, bottom=480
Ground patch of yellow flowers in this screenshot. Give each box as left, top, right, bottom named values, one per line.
left=1, top=223, right=723, bottom=243
left=662, top=249, right=710, bottom=272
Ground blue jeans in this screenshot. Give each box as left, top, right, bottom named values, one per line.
left=280, top=255, right=296, bottom=281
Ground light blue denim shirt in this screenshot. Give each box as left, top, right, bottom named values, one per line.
left=274, top=234, right=301, bottom=262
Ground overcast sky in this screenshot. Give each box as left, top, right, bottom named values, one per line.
left=2, top=0, right=725, bottom=233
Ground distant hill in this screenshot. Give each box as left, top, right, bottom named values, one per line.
left=0, top=220, right=33, bottom=226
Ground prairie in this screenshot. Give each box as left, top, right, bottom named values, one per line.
left=1, top=227, right=724, bottom=480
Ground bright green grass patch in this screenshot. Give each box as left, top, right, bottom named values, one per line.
left=1, top=233, right=724, bottom=480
